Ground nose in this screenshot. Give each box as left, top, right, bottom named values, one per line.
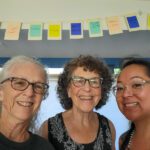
left=83, top=80, right=91, bottom=91
left=122, top=86, right=133, bottom=97
left=24, top=84, right=34, bottom=96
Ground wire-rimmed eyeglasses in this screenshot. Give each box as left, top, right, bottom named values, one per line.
left=0, top=77, right=49, bottom=95
left=71, top=76, right=103, bottom=88
left=113, top=78, right=150, bottom=97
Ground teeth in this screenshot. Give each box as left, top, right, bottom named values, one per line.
left=17, top=101, right=33, bottom=107
left=80, top=96, right=92, bottom=100
left=125, top=102, right=138, bottom=107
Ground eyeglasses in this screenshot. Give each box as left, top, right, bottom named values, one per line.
left=0, top=77, right=49, bottom=95
left=71, top=76, right=103, bottom=88
left=113, top=78, right=150, bottom=97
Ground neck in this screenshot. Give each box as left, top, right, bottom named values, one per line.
left=65, top=109, right=97, bottom=127
left=0, top=115, right=30, bottom=142
left=134, top=119, right=150, bottom=137
left=70, top=109, right=97, bottom=123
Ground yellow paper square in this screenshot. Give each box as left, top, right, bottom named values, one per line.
left=48, top=23, right=62, bottom=40
left=148, top=14, right=150, bottom=30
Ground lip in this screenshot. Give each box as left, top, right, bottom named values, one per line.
left=17, top=101, right=33, bottom=107
left=124, top=102, right=138, bottom=108
left=79, top=96, right=93, bottom=100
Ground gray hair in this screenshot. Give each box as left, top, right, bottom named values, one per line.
left=0, top=55, right=48, bottom=83
left=0, top=55, right=49, bottom=131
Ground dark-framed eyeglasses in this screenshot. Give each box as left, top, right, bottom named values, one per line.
left=71, top=76, right=103, bottom=88
left=113, top=78, right=150, bottom=97
left=0, top=77, right=49, bottom=95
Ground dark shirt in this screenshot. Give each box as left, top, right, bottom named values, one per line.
left=0, top=131, right=55, bottom=150
left=48, top=113, right=112, bottom=150
left=120, top=128, right=134, bottom=150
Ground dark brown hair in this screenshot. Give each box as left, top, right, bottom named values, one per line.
left=57, top=55, right=113, bottom=110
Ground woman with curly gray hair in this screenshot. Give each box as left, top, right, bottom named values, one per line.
left=40, top=55, right=116, bottom=150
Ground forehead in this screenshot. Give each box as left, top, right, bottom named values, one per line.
left=7, top=62, right=46, bottom=81
left=118, top=64, right=148, bottom=81
left=72, top=67, right=99, bottom=77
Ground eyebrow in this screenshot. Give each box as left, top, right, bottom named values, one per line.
left=117, top=76, right=145, bottom=84
left=130, top=76, right=145, bottom=80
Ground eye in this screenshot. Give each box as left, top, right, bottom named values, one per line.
left=34, top=83, right=46, bottom=94
left=115, top=84, right=124, bottom=92
left=117, top=87, right=124, bottom=91
left=13, top=80, right=27, bottom=87
left=34, top=84, right=44, bottom=89
left=90, top=79, right=99, bottom=85
left=75, top=78, right=85, bottom=84
left=72, top=77, right=86, bottom=87
left=132, top=83, right=143, bottom=89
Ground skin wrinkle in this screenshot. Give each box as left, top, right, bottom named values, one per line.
left=0, top=56, right=48, bottom=142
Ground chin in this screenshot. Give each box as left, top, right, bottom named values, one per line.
left=123, top=113, right=138, bottom=121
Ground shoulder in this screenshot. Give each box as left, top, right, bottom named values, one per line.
left=48, top=113, right=63, bottom=126
left=119, top=131, right=129, bottom=149
left=120, top=131, right=128, bottom=142
left=107, top=119, right=116, bottom=150
left=39, top=120, right=49, bottom=139
left=97, top=113, right=116, bottom=150
left=39, top=113, right=63, bottom=139
left=97, top=113, right=115, bottom=129
left=97, top=114, right=116, bottom=139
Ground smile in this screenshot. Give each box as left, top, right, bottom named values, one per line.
left=17, top=101, right=33, bottom=107
left=79, top=96, right=93, bottom=99
left=124, top=102, right=138, bottom=107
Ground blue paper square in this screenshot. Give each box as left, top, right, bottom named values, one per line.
left=127, top=16, right=139, bottom=28
left=71, top=23, right=82, bottom=35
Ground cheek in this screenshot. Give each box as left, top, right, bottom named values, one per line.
left=116, top=97, right=123, bottom=110
left=95, top=88, right=101, bottom=99
left=33, top=99, right=42, bottom=113
left=35, top=96, right=43, bottom=106
left=0, top=92, right=3, bottom=102
left=68, top=86, right=79, bottom=98
left=135, top=91, right=150, bottom=108
left=137, top=90, right=149, bottom=100
left=2, top=88, right=20, bottom=111
left=2, top=97, right=15, bottom=112
left=0, top=86, right=5, bottom=102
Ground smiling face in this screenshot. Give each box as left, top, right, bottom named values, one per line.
left=67, top=67, right=101, bottom=113
left=116, top=64, right=150, bottom=121
left=0, top=62, right=46, bottom=122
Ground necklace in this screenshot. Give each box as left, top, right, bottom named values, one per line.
left=127, top=130, right=135, bottom=150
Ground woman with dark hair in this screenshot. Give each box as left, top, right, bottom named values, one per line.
left=40, top=55, right=116, bottom=150
left=113, top=58, right=150, bottom=150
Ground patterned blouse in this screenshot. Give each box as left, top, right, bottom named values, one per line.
left=48, top=113, right=112, bottom=150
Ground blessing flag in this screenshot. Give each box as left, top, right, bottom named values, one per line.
left=70, top=21, right=83, bottom=39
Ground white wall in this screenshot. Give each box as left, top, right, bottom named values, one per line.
left=37, top=79, right=129, bottom=150
left=0, top=0, right=149, bottom=29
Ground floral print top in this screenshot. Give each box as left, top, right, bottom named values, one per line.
left=48, top=113, right=112, bottom=150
